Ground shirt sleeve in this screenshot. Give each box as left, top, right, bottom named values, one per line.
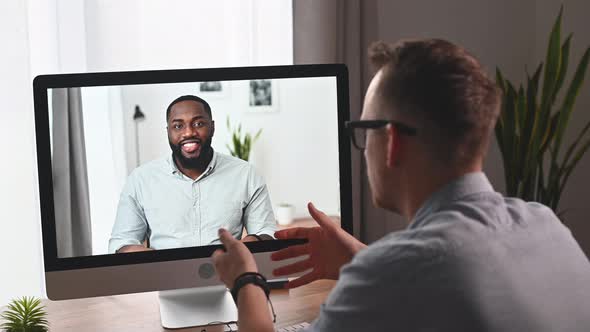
left=304, top=252, right=395, bottom=331
left=242, top=166, right=276, bottom=238
left=108, top=175, right=149, bottom=253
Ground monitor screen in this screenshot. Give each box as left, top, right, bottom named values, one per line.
left=34, top=65, right=352, bottom=273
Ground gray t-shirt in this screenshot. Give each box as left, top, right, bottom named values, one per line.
left=307, top=172, right=590, bottom=331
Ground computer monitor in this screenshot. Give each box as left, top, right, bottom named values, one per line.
left=33, top=64, right=352, bottom=328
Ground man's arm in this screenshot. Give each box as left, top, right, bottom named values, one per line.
left=117, top=244, right=153, bottom=253
left=109, top=178, right=151, bottom=253
left=242, top=169, right=277, bottom=239
left=242, top=234, right=273, bottom=242
left=212, top=229, right=274, bottom=332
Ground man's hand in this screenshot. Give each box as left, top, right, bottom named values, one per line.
left=241, top=235, right=260, bottom=243
left=271, top=202, right=367, bottom=288
left=242, top=234, right=273, bottom=242
left=212, top=228, right=258, bottom=289
left=117, top=245, right=154, bottom=253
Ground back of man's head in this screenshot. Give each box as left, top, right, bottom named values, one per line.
left=369, top=39, right=501, bottom=166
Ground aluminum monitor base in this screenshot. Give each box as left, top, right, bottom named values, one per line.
left=158, top=286, right=237, bottom=330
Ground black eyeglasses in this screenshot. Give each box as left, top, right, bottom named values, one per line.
left=345, top=120, right=418, bottom=150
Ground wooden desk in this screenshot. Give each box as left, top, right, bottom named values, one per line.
left=41, top=280, right=335, bottom=331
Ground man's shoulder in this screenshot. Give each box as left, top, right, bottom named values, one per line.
left=347, top=229, right=451, bottom=279
left=215, top=152, right=249, bottom=167
left=214, top=152, right=258, bottom=175
left=421, top=190, right=560, bottom=232
left=128, top=156, right=170, bottom=179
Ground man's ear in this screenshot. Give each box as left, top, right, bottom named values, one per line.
left=210, top=120, right=215, bottom=137
left=386, top=124, right=401, bottom=168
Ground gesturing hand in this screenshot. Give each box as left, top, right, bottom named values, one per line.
left=271, top=202, right=366, bottom=288
left=212, top=228, right=258, bottom=289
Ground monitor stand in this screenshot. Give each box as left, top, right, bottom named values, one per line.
left=158, top=285, right=237, bottom=330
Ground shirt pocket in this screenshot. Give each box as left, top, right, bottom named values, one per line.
left=144, top=206, right=192, bottom=238
left=203, top=202, right=243, bottom=240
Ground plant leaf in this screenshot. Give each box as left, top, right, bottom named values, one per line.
left=551, top=33, right=572, bottom=104
left=558, top=137, right=590, bottom=205
left=562, top=119, right=590, bottom=167
left=521, top=63, right=542, bottom=179
left=552, top=46, right=590, bottom=159
left=540, top=5, right=563, bottom=111
left=503, top=82, right=518, bottom=195
left=254, top=128, right=263, bottom=141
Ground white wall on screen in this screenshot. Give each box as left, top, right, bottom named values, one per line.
left=115, top=77, right=340, bottom=219
left=81, top=86, right=128, bottom=255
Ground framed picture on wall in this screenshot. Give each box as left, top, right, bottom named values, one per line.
left=248, top=79, right=279, bottom=112
left=197, top=81, right=228, bottom=98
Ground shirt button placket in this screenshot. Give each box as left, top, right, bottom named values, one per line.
left=193, top=181, right=200, bottom=245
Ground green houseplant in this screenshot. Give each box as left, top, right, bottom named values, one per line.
left=495, top=5, right=590, bottom=216
left=1, top=297, right=49, bottom=332
left=226, top=116, right=262, bottom=161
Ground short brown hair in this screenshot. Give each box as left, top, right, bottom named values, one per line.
left=369, top=39, right=500, bottom=164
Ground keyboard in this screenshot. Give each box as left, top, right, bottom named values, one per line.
left=277, top=322, right=311, bottom=331
left=220, top=321, right=311, bottom=331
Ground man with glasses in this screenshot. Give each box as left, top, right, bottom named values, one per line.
left=109, top=95, right=276, bottom=253
left=212, top=39, right=590, bottom=331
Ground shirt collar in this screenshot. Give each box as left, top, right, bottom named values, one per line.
left=409, top=172, right=494, bottom=229
left=167, top=149, right=218, bottom=178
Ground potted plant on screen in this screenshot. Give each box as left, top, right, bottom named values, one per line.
left=226, top=116, right=262, bottom=161
left=1, top=297, right=49, bottom=332
left=494, top=5, right=590, bottom=218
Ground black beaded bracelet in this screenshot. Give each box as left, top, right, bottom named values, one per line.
left=230, top=272, right=270, bottom=304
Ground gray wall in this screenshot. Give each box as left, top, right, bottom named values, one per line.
left=361, top=0, right=590, bottom=256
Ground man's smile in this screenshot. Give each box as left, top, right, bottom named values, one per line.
left=180, top=139, right=201, bottom=154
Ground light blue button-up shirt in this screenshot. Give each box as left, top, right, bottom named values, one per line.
left=108, top=151, right=276, bottom=253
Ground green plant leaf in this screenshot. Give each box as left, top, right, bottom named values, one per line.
left=503, top=82, right=518, bottom=195
left=539, top=112, right=560, bottom=154
left=557, top=137, right=590, bottom=207
left=521, top=63, right=542, bottom=177
left=226, top=117, right=262, bottom=161
left=1, top=297, right=49, bottom=332
left=233, top=132, right=242, bottom=157
left=551, top=33, right=572, bottom=104
left=552, top=46, right=590, bottom=160
left=495, top=67, right=506, bottom=93
left=562, top=119, right=590, bottom=168
left=254, top=128, right=263, bottom=142
left=540, top=4, right=563, bottom=111
left=514, top=85, right=526, bottom=182
left=494, top=67, right=507, bottom=155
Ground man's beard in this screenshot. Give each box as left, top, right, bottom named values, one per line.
left=169, top=137, right=213, bottom=170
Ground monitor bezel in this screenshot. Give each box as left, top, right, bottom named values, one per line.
left=33, top=64, right=352, bottom=272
